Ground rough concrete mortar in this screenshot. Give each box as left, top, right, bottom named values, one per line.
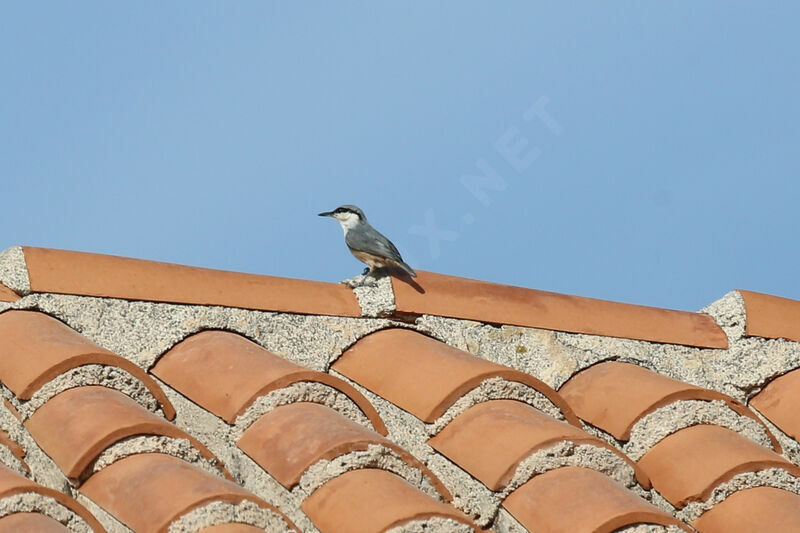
left=384, top=516, right=475, bottom=533
left=0, top=246, right=29, bottom=295
left=624, top=399, right=774, bottom=461
left=0, top=492, right=89, bottom=532
left=615, top=525, right=685, bottom=533
left=350, top=273, right=396, bottom=317
left=92, top=435, right=223, bottom=479
left=167, top=499, right=295, bottom=533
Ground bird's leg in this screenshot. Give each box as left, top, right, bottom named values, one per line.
left=362, top=266, right=371, bottom=275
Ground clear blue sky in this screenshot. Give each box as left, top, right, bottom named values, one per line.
left=2, top=3, right=798, bottom=311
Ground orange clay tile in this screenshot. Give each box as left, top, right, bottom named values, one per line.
left=503, top=466, right=690, bottom=533
left=152, top=330, right=385, bottom=433
left=80, top=453, right=298, bottom=533
left=750, top=369, right=800, bottom=440
left=198, top=525, right=270, bottom=533
left=391, top=271, right=728, bottom=349
left=0, top=463, right=105, bottom=532
left=25, top=386, right=227, bottom=482
left=0, top=283, right=18, bottom=302
left=23, top=246, right=361, bottom=317
left=637, top=424, right=800, bottom=508
left=739, top=289, right=800, bottom=342
left=428, top=399, right=649, bottom=491
left=302, top=468, right=476, bottom=533
left=0, top=430, right=28, bottom=474
left=0, top=310, right=175, bottom=419
left=238, top=402, right=451, bottom=499
left=332, top=328, right=579, bottom=425
left=560, top=361, right=780, bottom=449
left=691, top=486, right=800, bottom=533
left=0, top=513, right=71, bottom=532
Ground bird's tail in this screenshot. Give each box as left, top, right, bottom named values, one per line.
left=391, top=259, right=417, bottom=278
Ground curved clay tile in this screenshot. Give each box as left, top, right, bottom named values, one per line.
left=238, top=402, right=451, bottom=500
left=0, top=283, right=18, bottom=302
left=152, top=330, right=385, bottom=433
left=560, top=361, right=780, bottom=449
left=198, top=525, right=271, bottom=533
left=80, top=453, right=298, bottom=533
left=390, top=271, right=728, bottom=348
left=503, top=466, right=691, bottom=533
left=0, top=310, right=175, bottom=419
left=750, top=368, right=800, bottom=441
left=637, top=424, right=800, bottom=508
left=0, top=513, right=71, bottom=532
left=25, top=386, right=228, bottom=482
left=332, top=328, right=578, bottom=425
left=301, top=468, right=476, bottom=533
left=23, top=246, right=361, bottom=317
left=428, top=399, right=649, bottom=491
left=691, top=486, right=800, bottom=532
left=0, top=463, right=105, bottom=532
left=739, top=289, right=800, bottom=342
left=0, top=429, right=28, bottom=473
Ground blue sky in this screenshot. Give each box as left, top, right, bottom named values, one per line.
left=2, top=3, right=798, bottom=311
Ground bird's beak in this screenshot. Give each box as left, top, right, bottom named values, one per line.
left=318, top=211, right=334, bottom=217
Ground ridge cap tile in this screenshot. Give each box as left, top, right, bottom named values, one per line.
left=739, top=289, right=800, bottom=342
left=637, top=424, right=800, bottom=508
left=503, top=466, right=691, bottom=533
left=333, top=328, right=578, bottom=425
left=237, top=401, right=451, bottom=500
left=391, top=270, right=728, bottom=348
left=25, top=385, right=226, bottom=482
left=152, top=330, right=386, bottom=433
left=301, top=468, right=476, bottom=533
left=429, top=398, right=649, bottom=491
left=22, top=246, right=361, bottom=317
left=80, top=452, right=298, bottom=533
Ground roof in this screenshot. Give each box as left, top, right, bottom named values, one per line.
left=0, top=245, right=799, bottom=532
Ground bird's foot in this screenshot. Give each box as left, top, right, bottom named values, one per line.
left=341, top=272, right=379, bottom=288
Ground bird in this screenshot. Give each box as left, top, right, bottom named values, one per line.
left=318, top=205, right=417, bottom=278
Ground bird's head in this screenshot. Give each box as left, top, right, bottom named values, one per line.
left=318, top=205, right=366, bottom=230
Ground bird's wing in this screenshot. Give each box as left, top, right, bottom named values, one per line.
left=345, top=225, right=405, bottom=263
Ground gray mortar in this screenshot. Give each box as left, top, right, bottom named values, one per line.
left=75, top=493, right=133, bottom=533
left=92, top=435, right=224, bottom=479
left=493, top=508, right=528, bottom=533
left=232, top=381, right=374, bottom=439
left=614, top=525, right=685, bottom=533
left=499, top=441, right=639, bottom=501
left=295, top=443, right=440, bottom=501
left=21, top=364, right=161, bottom=420
left=167, top=499, right=295, bottom=533
left=384, top=516, right=475, bottom=533
left=751, top=410, right=800, bottom=465
left=0, top=404, right=72, bottom=494
left=0, top=442, right=26, bottom=477
left=428, top=377, right=565, bottom=435
left=0, top=246, right=29, bottom=295
left=156, top=381, right=318, bottom=532
left=0, top=492, right=89, bottom=532
left=677, top=467, right=800, bottom=523
left=624, top=400, right=775, bottom=461
left=350, top=274, right=397, bottom=317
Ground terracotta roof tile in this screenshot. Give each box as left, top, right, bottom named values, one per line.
left=503, top=466, right=691, bottom=533
left=691, top=486, right=800, bottom=532
left=637, top=424, right=800, bottom=508
left=152, top=330, right=386, bottom=433
left=332, top=328, right=578, bottom=425
left=0, top=283, right=18, bottom=302
left=80, top=453, right=298, bottom=533
left=0, top=463, right=105, bottom=532
left=0, top=512, right=71, bottom=532
left=23, top=246, right=361, bottom=316
left=739, top=289, right=800, bottom=342
left=428, top=399, right=649, bottom=491
left=560, top=361, right=779, bottom=449
left=750, top=368, right=800, bottom=440
left=25, top=385, right=227, bottom=482
left=237, top=402, right=451, bottom=499
left=301, top=468, right=476, bottom=532
left=0, top=310, right=175, bottom=419
left=0, top=429, right=28, bottom=473
left=391, top=271, right=728, bottom=348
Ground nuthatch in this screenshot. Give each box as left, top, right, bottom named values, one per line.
left=319, top=205, right=417, bottom=278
